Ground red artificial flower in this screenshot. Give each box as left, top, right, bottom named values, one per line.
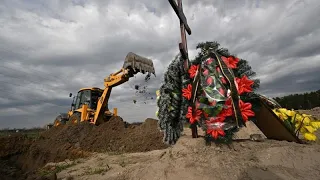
left=206, top=115, right=226, bottom=139
left=218, top=109, right=233, bottom=119
left=217, top=98, right=233, bottom=119
left=203, top=111, right=209, bottom=118
left=221, top=56, right=239, bottom=69
left=186, top=106, right=202, bottom=124
left=225, top=97, right=232, bottom=106
left=239, top=100, right=255, bottom=122
left=235, top=75, right=254, bottom=95
left=207, top=128, right=225, bottom=139
left=188, top=65, right=199, bottom=78
left=182, top=84, right=192, bottom=100
left=206, top=76, right=213, bottom=85
left=203, top=68, right=209, bottom=76
left=206, top=58, right=214, bottom=65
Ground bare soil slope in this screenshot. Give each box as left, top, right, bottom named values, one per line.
left=0, top=117, right=168, bottom=180
left=55, top=127, right=320, bottom=180
left=1, top=111, right=320, bottom=180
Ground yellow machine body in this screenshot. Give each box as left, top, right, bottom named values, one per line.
left=52, top=52, right=155, bottom=127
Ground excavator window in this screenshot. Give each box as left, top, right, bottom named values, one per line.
left=90, top=90, right=102, bottom=110
left=73, top=90, right=90, bottom=110
left=74, top=92, right=81, bottom=109
left=80, top=90, right=91, bottom=106
left=73, top=89, right=102, bottom=110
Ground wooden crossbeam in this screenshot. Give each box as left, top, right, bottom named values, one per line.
left=168, top=0, right=192, bottom=35
left=168, top=0, right=191, bottom=70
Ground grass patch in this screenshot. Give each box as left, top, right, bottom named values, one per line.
left=106, top=151, right=125, bottom=156
left=38, top=161, right=77, bottom=177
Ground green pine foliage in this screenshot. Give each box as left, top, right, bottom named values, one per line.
left=157, top=54, right=189, bottom=145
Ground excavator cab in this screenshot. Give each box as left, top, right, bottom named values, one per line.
left=72, top=88, right=103, bottom=111
left=66, top=87, right=116, bottom=125
left=50, top=52, right=155, bottom=128
left=53, top=88, right=104, bottom=126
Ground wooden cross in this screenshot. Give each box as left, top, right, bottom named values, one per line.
left=168, top=0, right=191, bottom=70
left=168, top=0, right=199, bottom=138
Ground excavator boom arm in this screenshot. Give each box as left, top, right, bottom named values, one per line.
left=93, top=52, right=155, bottom=124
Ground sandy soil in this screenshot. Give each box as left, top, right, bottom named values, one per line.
left=0, top=117, right=168, bottom=180
left=1, top=109, right=320, bottom=180
left=298, top=107, right=320, bottom=120
left=54, top=127, right=320, bottom=180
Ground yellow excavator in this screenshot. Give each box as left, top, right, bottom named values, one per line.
left=49, top=52, right=155, bottom=128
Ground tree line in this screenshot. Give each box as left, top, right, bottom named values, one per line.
left=273, top=90, right=320, bottom=110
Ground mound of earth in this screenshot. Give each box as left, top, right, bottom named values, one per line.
left=36, top=116, right=168, bottom=155
left=0, top=117, right=168, bottom=180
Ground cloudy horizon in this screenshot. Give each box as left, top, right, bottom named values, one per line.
left=1, top=0, right=319, bottom=129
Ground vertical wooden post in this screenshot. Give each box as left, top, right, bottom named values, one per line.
left=168, top=0, right=198, bottom=138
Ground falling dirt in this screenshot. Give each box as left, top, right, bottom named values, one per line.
left=0, top=117, right=168, bottom=180
left=131, top=73, right=155, bottom=104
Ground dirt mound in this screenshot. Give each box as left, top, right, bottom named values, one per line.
left=37, top=116, right=167, bottom=153
left=0, top=117, right=168, bottom=180
left=77, top=117, right=167, bottom=153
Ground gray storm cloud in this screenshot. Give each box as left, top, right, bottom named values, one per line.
left=0, top=0, right=319, bottom=128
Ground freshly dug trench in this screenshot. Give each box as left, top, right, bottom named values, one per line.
left=0, top=135, right=34, bottom=180
left=0, top=117, right=168, bottom=180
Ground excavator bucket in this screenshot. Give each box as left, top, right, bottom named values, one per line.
left=123, top=52, right=156, bottom=77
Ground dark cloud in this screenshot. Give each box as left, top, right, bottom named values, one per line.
left=0, top=0, right=319, bottom=128
left=257, top=65, right=320, bottom=97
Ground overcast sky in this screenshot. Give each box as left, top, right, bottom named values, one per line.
left=1, top=0, right=319, bottom=129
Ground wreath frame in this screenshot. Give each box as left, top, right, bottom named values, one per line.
left=181, top=52, right=259, bottom=144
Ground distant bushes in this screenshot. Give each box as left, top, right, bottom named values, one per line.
left=0, top=127, right=45, bottom=134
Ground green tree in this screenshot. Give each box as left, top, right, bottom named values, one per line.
left=274, top=89, right=320, bottom=109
